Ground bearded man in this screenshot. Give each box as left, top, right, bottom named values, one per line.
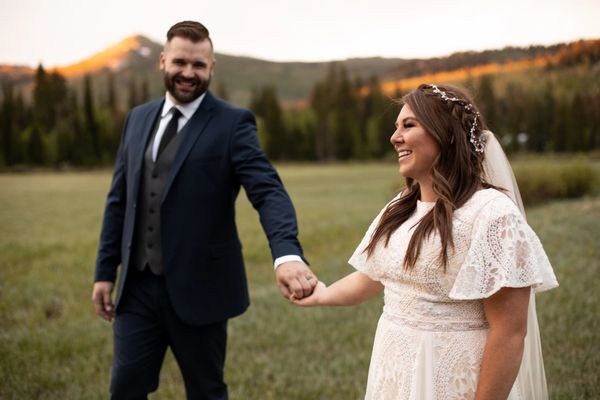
left=91, top=20, right=316, bottom=399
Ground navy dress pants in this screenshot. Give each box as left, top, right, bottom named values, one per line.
left=110, top=267, right=228, bottom=400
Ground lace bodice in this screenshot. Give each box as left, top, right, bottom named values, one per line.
left=350, top=189, right=556, bottom=330
left=348, top=189, right=558, bottom=399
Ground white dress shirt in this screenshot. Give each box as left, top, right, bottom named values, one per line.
left=151, top=92, right=206, bottom=162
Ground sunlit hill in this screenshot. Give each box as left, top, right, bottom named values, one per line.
left=1, top=36, right=598, bottom=107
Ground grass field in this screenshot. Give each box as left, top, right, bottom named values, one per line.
left=1, top=163, right=599, bottom=399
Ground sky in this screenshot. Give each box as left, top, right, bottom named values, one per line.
left=2, top=0, right=600, bottom=68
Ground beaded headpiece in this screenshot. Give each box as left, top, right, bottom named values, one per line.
left=426, top=84, right=486, bottom=153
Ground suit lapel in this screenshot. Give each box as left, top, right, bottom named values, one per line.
left=131, top=98, right=164, bottom=201
left=162, top=91, right=217, bottom=203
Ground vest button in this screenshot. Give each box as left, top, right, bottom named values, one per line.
left=152, top=173, right=158, bottom=178
left=148, top=243, right=153, bottom=249
left=148, top=226, right=154, bottom=232
left=149, top=209, right=155, bottom=214
left=150, top=192, right=156, bottom=197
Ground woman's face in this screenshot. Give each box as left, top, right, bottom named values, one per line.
left=390, top=104, right=440, bottom=185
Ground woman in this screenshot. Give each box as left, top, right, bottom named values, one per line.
left=293, top=84, right=558, bottom=399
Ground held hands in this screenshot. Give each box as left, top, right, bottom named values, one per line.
left=290, top=281, right=327, bottom=306
left=92, top=281, right=115, bottom=322
left=275, top=261, right=318, bottom=300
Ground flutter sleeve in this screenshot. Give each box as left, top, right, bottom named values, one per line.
left=348, top=194, right=400, bottom=280
left=449, top=196, right=558, bottom=300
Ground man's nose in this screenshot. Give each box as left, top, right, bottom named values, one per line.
left=181, top=65, right=194, bottom=77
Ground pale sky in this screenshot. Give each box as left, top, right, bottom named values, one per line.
left=2, top=0, right=599, bottom=68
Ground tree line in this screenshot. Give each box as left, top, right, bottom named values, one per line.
left=250, top=63, right=600, bottom=160
left=1, top=62, right=599, bottom=168
left=0, top=65, right=149, bottom=167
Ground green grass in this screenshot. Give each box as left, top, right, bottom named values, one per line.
left=0, top=162, right=598, bottom=399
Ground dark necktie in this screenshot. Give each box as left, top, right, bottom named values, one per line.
left=157, top=107, right=182, bottom=159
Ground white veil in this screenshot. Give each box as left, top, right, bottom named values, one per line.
left=481, top=130, right=549, bottom=399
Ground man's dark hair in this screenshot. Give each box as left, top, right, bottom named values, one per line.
left=166, top=21, right=212, bottom=46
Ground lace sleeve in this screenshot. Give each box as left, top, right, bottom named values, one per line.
left=348, top=195, right=400, bottom=281
left=449, top=197, right=558, bottom=300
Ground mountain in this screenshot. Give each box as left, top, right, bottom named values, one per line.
left=0, top=65, right=35, bottom=85
left=0, top=34, right=410, bottom=106
left=1, top=35, right=599, bottom=106
left=58, top=35, right=163, bottom=77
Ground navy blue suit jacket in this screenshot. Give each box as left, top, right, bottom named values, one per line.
left=95, top=91, right=305, bottom=325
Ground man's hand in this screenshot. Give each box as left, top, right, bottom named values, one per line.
left=275, top=261, right=318, bottom=300
left=92, top=281, right=115, bottom=322
left=290, top=281, right=327, bottom=307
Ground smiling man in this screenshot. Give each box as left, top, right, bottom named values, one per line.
left=91, top=21, right=317, bottom=399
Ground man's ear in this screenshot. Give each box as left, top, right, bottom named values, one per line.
left=210, top=58, right=216, bottom=77
left=159, top=52, right=166, bottom=70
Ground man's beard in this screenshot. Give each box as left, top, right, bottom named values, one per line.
left=163, top=70, right=210, bottom=104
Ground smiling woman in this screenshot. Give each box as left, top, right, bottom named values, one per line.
left=292, top=84, right=558, bottom=400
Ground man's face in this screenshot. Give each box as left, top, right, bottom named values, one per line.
left=159, top=37, right=215, bottom=104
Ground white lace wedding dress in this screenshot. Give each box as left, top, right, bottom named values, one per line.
left=349, top=188, right=558, bottom=400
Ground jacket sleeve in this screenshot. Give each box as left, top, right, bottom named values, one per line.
left=94, top=112, right=131, bottom=282
left=230, top=109, right=307, bottom=263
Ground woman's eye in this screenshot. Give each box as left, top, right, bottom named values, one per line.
left=403, top=123, right=414, bottom=128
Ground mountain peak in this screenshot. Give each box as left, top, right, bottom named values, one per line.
left=58, top=34, right=163, bottom=77
left=116, top=34, right=161, bottom=50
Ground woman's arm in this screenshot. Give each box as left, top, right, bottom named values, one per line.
left=475, top=286, right=530, bottom=400
left=291, top=271, right=384, bottom=307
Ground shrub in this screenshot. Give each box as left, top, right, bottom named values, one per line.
left=512, top=157, right=597, bottom=206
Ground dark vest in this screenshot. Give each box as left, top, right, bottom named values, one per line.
left=133, top=115, right=188, bottom=275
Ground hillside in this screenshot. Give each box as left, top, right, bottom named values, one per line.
left=1, top=36, right=598, bottom=107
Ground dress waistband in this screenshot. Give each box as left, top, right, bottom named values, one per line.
left=382, top=312, right=489, bottom=332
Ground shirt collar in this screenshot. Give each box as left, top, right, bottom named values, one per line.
left=161, top=91, right=207, bottom=119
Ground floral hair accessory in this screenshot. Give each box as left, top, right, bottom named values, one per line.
left=427, top=84, right=486, bottom=153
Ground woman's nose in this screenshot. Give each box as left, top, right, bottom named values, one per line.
left=390, top=129, right=404, bottom=145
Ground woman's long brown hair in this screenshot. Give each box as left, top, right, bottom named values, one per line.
left=365, top=84, right=493, bottom=270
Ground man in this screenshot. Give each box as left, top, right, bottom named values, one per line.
left=91, top=21, right=317, bottom=399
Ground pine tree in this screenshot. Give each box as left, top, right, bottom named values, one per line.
left=128, top=78, right=139, bottom=109
left=33, top=64, right=53, bottom=131
left=250, top=87, right=287, bottom=159
left=362, top=76, right=395, bottom=158
left=69, top=91, right=93, bottom=165
left=332, top=66, right=360, bottom=159
left=569, top=93, right=587, bottom=151
left=106, top=72, right=118, bottom=113
left=1, top=83, right=15, bottom=166
left=309, top=63, right=340, bottom=161
left=477, top=75, right=498, bottom=132
left=104, top=72, right=124, bottom=157
left=83, top=75, right=100, bottom=161
left=140, top=77, right=150, bottom=104
left=27, top=124, right=45, bottom=164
